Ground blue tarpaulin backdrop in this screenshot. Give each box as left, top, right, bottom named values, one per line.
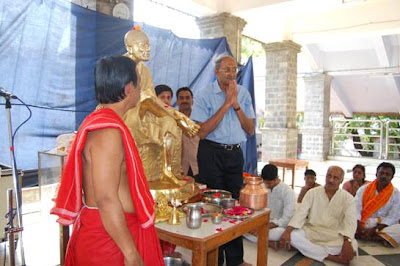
left=0, top=0, right=257, bottom=174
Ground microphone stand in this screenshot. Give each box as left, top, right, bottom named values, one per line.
left=4, top=96, right=26, bottom=266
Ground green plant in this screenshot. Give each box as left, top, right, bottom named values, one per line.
left=241, top=36, right=264, bottom=64
left=332, top=114, right=400, bottom=158
left=296, top=112, right=304, bottom=128
left=257, top=117, right=265, bottom=129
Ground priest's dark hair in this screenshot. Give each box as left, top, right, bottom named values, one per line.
left=95, top=56, right=138, bottom=104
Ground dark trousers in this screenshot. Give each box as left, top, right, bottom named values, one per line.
left=197, top=139, right=244, bottom=266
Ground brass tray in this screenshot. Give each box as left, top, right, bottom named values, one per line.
left=181, top=202, right=222, bottom=217
left=202, top=189, right=232, bottom=206
left=222, top=206, right=253, bottom=219
left=202, top=189, right=232, bottom=199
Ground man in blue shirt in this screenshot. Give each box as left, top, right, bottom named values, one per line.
left=191, top=54, right=255, bottom=266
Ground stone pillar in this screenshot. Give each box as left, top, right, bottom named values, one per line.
left=301, top=74, right=332, bottom=161
left=196, top=12, right=246, bottom=62
left=261, top=41, right=301, bottom=161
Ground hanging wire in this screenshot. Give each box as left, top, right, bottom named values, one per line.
left=11, top=98, right=32, bottom=145
left=0, top=102, right=92, bottom=113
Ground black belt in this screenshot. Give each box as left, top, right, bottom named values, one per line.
left=203, top=139, right=241, bottom=151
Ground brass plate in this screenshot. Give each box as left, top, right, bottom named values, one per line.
left=202, top=189, right=232, bottom=205
left=202, top=189, right=232, bottom=199
left=181, top=202, right=222, bottom=217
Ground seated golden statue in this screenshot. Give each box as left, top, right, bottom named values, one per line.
left=122, top=26, right=199, bottom=189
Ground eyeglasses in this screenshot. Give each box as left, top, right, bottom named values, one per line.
left=218, top=67, right=238, bottom=73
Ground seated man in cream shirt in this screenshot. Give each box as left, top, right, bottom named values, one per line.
left=280, top=166, right=357, bottom=264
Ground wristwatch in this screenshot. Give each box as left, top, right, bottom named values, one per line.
left=344, top=237, right=352, bottom=243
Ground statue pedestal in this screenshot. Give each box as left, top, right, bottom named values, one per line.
left=149, top=175, right=199, bottom=202
left=149, top=176, right=200, bottom=223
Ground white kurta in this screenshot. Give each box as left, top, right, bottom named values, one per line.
left=268, top=181, right=296, bottom=228
left=289, top=186, right=357, bottom=247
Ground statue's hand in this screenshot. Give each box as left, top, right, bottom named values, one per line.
left=138, top=96, right=153, bottom=119
left=139, top=105, right=147, bottom=119
left=174, top=110, right=200, bottom=137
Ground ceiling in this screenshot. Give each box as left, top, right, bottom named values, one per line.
left=153, top=0, right=400, bottom=117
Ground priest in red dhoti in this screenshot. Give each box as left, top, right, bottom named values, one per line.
left=51, top=56, right=164, bottom=265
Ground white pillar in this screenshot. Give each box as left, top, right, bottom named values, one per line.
left=261, top=41, right=301, bottom=161
left=301, top=74, right=332, bottom=161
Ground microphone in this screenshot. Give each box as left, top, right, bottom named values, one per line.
left=0, top=87, right=18, bottom=99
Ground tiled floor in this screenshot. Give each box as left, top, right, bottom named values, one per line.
left=1, top=158, right=399, bottom=265
left=173, top=229, right=400, bottom=266
left=252, top=239, right=400, bottom=266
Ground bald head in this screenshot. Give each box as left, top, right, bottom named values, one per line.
left=328, top=166, right=345, bottom=179
left=325, top=166, right=345, bottom=191
left=125, top=29, right=148, bottom=44
left=124, top=28, right=150, bottom=62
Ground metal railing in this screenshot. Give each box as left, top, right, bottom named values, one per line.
left=331, top=119, right=384, bottom=159
left=385, top=120, right=400, bottom=160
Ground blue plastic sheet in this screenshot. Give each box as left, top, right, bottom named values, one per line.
left=238, top=57, right=258, bottom=173
left=0, top=0, right=256, bottom=174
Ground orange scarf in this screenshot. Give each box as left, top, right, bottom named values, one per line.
left=361, top=179, right=393, bottom=223
left=51, top=108, right=155, bottom=228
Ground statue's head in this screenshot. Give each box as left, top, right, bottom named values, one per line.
left=124, top=25, right=150, bottom=62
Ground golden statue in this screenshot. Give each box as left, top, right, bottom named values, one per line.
left=122, top=26, right=200, bottom=202
left=155, top=193, right=172, bottom=222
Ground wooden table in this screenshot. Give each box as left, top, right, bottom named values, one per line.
left=60, top=209, right=270, bottom=266
left=156, top=208, right=270, bottom=266
left=59, top=225, right=70, bottom=266
left=269, top=158, right=309, bottom=189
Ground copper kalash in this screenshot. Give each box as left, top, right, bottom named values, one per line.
left=239, top=176, right=268, bottom=210
left=122, top=26, right=200, bottom=222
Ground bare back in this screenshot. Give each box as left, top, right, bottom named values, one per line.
left=82, top=128, right=135, bottom=213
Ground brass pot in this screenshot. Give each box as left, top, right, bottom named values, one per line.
left=239, top=176, right=268, bottom=210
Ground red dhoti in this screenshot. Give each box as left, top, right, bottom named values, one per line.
left=66, top=208, right=163, bottom=265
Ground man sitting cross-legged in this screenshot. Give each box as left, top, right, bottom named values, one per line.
left=280, top=166, right=357, bottom=265
left=244, top=164, right=296, bottom=250
left=355, top=162, right=400, bottom=247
